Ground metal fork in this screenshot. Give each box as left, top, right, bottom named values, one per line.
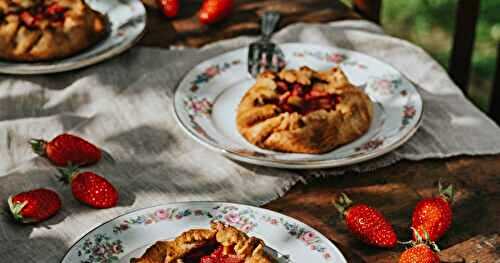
left=247, top=11, right=286, bottom=77
left=264, top=245, right=293, bottom=262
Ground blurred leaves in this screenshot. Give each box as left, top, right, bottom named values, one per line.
left=380, top=0, right=500, bottom=110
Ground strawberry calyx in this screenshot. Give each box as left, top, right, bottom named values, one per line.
left=400, top=227, right=440, bottom=252
left=29, top=138, right=48, bottom=157
left=7, top=196, right=28, bottom=223
left=438, top=180, right=454, bottom=203
left=332, top=193, right=354, bottom=216
left=57, top=165, right=80, bottom=184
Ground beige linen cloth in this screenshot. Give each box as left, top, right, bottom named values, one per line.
left=0, top=21, right=499, bottom=262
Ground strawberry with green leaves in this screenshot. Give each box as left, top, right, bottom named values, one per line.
left=59, top=167, right=118, bottom=209
left=8, top=188, right=61, bottom=223
left=412, top=182, right=454, bottom=242
left=30, top=133, right=102, bottom=167
left=399, top=244, right=440, bottom=263
left=333, top=193, right=397, bottom=248
left=399, top=228, right=441, bottom=263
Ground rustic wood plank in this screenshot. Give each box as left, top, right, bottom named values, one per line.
left=138, top=0, right=360, bottom=48
left=264, top=155, right=500, bottom=262
left=439, top=234, right=499, bottom=262
left=449, top=0, right=481, bottom=93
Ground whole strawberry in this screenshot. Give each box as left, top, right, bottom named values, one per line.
left=8, top=188, right=61, bottom=223
left=399, top=244, right=440, bottom=263
left=198, top=0, right=234, bottom=25
left=30, top=133, right=102, bottom=167
left=60, top=168, right=118, bottom=208
left=412, top=182, right=453, bottom=242
left=333, top=193, right=397, bottom=248
left=399, top=228, right=441, bottom=263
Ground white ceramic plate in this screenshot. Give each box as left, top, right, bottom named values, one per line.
left=61, top=202, right=346, bottom=263
left=174, top=43, right=423, bottom=169
left=0, top=0, right=146, bottom=75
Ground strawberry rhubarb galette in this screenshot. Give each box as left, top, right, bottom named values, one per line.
left=131, top=222, right=273, bottom=263
left=236, top=66, right=373, bottom=154
left=0, top=0, right=107, bottom=61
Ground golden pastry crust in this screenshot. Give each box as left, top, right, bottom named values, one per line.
left=0, top=0, right=107, bottom=62
left=236, top=66, right=373, bottom=154
left=131, top=222, right=273, bottom=263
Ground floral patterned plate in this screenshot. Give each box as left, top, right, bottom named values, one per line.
left=61, top=202, right=346, bottom=263
left=0, top=0, right=146, bottom=75
left=174, top=43, right=423, bottom=169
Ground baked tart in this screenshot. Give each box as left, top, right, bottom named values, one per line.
left=0, top=0, right=107, bottom=61
left=131, top=222, right=273, bottom=263
left=236, top=66, right=373, bottom=154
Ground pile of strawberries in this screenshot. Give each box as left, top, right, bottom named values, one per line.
left=333, top=183, right=454, bottom=263
left=8, top=134, right=118, bottom=223
left=157, top=0, right=234, bottom=25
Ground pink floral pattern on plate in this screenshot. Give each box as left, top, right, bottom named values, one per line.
left=355, top=138, right=384, bottom=152
left=107, top=205, right=332, bottom=260
left=369, top=75, right=403, bottom=95
left=401, top=105, right=417, bottom=130
left=293, top=51, right=367, bottom=69
left=262, top=215, right=332, bottom=260
left=183, top=96, right=214, bottom=141
left=190, top=59, right=242, bottom=92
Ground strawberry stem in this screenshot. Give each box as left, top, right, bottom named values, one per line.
left=57, top=165, right=79, bottom=184
left=438, top=180, right=454, bottom=203
left=332, top=193, right=353, bottom=216
left=7, top=196, right=27, bottom=222
left=102, top=150, right=115, bottom=164
left=29, top=139, right=47, bottom=156
left=410, top=227, right=440, bottom=252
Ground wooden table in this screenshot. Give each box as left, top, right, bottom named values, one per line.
left=139, top=1, right=500, bottom=261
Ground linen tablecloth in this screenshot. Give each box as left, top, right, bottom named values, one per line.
left=1, top=20, right=499, bottom=262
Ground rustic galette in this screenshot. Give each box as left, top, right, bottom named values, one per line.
left=236, top=66, right=373, bottom=154
left=131, top=222, right=273, bottom=263
left=0, top=0, right=107, bottom=61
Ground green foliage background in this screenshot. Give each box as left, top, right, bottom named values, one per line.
left=380, top=0, right=499, bottom=110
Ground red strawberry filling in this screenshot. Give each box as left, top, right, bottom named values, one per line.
left=20, top=11, right=36, bottom=27
left=7, top=2, right=67, bottom=28
left=274, top=79, right=340, bottom=115
left=183, top=244, right=244, bottom=263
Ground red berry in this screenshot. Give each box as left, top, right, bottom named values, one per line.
left=60, top=168, right=118, bottom=208
left=200, top=256, right=217, bottom=263
left=46, top=4, right=66, bottom=16
left=20, top=11, right=36, bottom=27
left=220, top=255, right=244, bottom=263
left=210, top=246, right=224, bottom=258
left=30, top=133, right=102, bottom=167
left=8, top=188, right=61, bottom=223
left=412, top=183, right=453, bottom=242
left=198, top=0, right=234, bottom=25
left=157, top=0, right=180, bottom=18
left=333, top=193, right=397, bottom=248
left=399, top=244, right=440, bottom=263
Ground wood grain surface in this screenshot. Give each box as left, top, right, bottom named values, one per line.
left=138, top=1, right=500, bottom=261
left=264, top=155, right=500, bottom=262
left=139, top=0, right=360, bottom=48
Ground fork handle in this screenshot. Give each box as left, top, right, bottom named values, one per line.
left=261, top=11, right=281, bottom=40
